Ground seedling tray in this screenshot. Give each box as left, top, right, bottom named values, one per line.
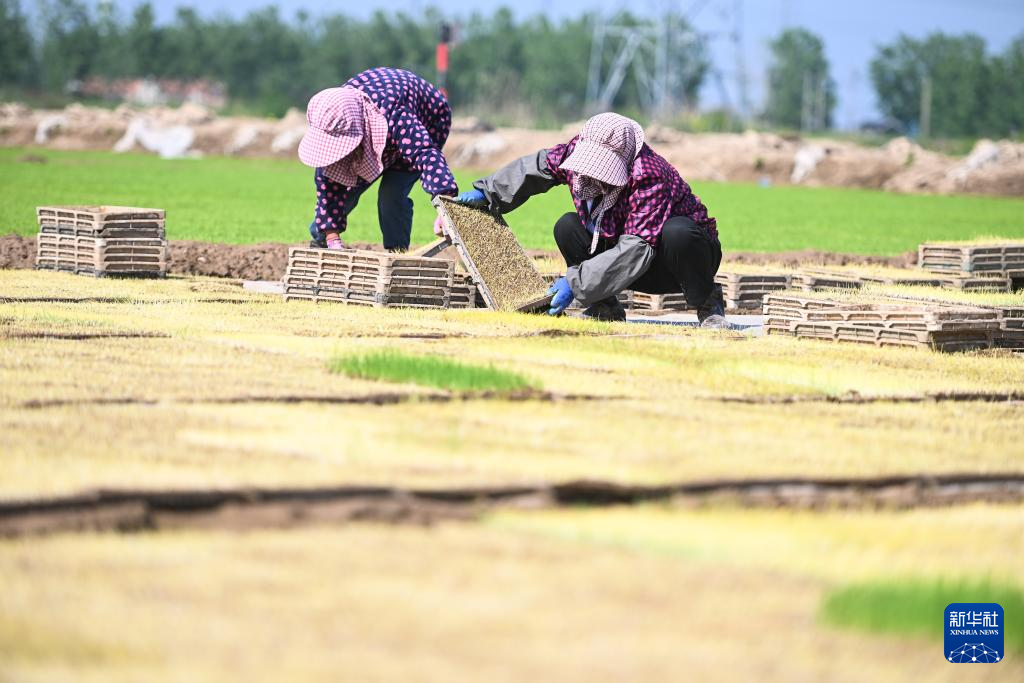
left=946, top=276, right=1011, bottom=292
left=37, top=205, right=166, bottom=239
left=283, top=248, right=457, bottom=309
left=919, top=242, right=1024, bottom=273
left=36, top=233, right=168, bottom=276
left=432, top=196, right=551, bottom=313
left=791, top=271, right=863, bottom=291
left=631, top=292, right=691, bottom=312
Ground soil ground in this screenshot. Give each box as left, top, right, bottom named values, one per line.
left=2, top=124, right=1020, bottom=682
left=2, top=509, right=1021, bottom=683
left=1, top=268, right=1020, bottom=681
left=0, top=234, right=915, bottom=281
left=2, top=268, right=1022, bottom=494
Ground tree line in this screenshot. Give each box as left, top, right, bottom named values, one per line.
left=1, top=1, right=1022, bottom=138
left=765, top=27, right=1024, bottom=138
left=1, top=0, right=704, bottom=126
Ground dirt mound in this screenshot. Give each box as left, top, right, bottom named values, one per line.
left=884, top=138, right=1024, bottom=195
left=169, top=239, right=454, bottom=280
left=170, top=240, right=290, bottom=280
left=4, top=102, right=1023, bottom=196
left=0, top=235, right=34, bottom=269
left=1, top=235, right=297, bottom=280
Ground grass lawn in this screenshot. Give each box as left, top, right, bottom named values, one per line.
left=3, top=147, right=1024, bottom=254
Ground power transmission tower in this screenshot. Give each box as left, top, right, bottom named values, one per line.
left=846, top=67, right=861, bottom=130
left=586, top=1, right=751, bottom=123
left=585, top=17, right=668, bottom=116
left=799, top=72, right=828, bottom=132
left=585, top=1, right=711, bottom=120
left=815, top=73, right=827, bottom=130
left=801, top=72, right=812, bottom=131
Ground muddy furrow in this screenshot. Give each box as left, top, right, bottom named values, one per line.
left=0, top=295, right=275, bottom=305
left=0, top=296, right=133, bottom=304
left=3, top=331, right=171, bottom=340
left=17, top=390, right=623, bottom=410
left=1, top=474, right=1020, bottom=537
left=715, top=390, right=1024, bottom=405
left=15, top=389, right=1024, bottom=411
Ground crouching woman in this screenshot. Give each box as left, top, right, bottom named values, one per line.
left=458, top=113, right=725, bottom=326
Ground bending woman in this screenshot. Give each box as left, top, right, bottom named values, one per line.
left=298, top=67, right=457, bottom=251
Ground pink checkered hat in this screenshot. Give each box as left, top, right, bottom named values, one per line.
left=298, top=87, right=367, bottom=168
left=561, top=113, right=646, bottom=187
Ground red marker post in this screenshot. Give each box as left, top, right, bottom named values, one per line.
left=437, top=22, right=452, bottom=97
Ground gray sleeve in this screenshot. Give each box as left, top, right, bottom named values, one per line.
left=565, top=235, right=655, bottom=307
left=472, top=149, right=560, bottom=214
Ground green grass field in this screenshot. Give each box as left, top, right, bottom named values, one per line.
left=3, top=147, right=1024, bottom=254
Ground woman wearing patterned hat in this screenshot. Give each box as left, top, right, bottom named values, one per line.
left=298, top=67, right=458, bottom=252
left=457, top=112, right=726, bottom=327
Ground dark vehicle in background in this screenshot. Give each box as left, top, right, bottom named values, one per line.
left=859, top=119, right=905, bottom=136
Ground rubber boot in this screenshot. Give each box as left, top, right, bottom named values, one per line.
left=583, top=296, right=627, bottom=322
left=697, top=284, right=729, bottom=329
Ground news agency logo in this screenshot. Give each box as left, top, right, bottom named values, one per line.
left=945, top=603, right=1003, bottom=663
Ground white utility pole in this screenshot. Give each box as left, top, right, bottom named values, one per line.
left=733, top=0, right=751, bottom=122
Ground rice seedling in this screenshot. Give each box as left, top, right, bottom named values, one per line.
left=329, top=349, right=536, bottom=393
left=821, top=578, right=1024, bottom=651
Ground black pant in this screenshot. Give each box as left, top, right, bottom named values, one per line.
left=553, top=213, right=722, bottom=306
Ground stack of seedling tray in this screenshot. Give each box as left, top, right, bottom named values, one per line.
left=847, top=271, right=948, bottom=287
left=629, top=291, right=691, bottom=314
left=35, top=205, right=168, bottom=277
left=919, top=241, right=1024, bottom=275
left=943, top=275, right=1012, bottom=292
left=918, top=241, right=1022, bottom=292
left=790, top=269, right=863, bottom=292
left=996, top=306, right=1024, bottom=352
left=861, top=284, right=1024, bottom=353
left=714, top=270, right=791, bottom=309
left=762, top=294, right=843, bottom=335
left=763, top=292, right=999, bottom=352
left=450, top=274, right=483, bottom=309
left=283, top=248, right=456, bottom=308
left=795, top=265, right=1010, bottom=294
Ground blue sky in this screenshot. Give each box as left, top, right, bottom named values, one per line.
left=81, top=1, right=1024, bottom=127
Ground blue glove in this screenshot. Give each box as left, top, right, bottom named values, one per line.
left=547, top=277, right=574, bottom=316
left=457, top=188, right=486, bottom=206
